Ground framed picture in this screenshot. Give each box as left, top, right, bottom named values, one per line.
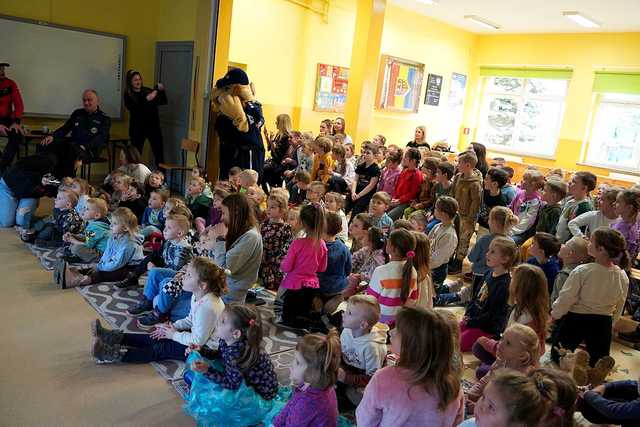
left=376, top=55, right=425, bottom=113
left=313, top=63, right=349, bottom=112
left=425, top=73, right=443, bottom=106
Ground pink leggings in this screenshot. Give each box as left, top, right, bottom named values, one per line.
left=459, top=321, right=494, bottom=352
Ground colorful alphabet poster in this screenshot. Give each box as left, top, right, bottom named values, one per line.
left=377, top=55, right=425, bottom=113
left=314, top=63, right=349, bottom=112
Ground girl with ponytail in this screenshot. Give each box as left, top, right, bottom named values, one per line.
left=551, top=226, right=630, bottom=367
left=271, top=329, right=341, bottom=427
left=367, top=228, right=418, bottom=327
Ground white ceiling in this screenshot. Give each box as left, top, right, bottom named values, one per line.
left=391, top=0, right=640, bottom=33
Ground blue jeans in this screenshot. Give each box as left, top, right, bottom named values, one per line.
left=143, top=268, right=192, bottom=320
left=120, top=333, right=187, bottom=363
left=431, top=263, right=448, bottom=286
left=0, top=178, right=38, bottom=228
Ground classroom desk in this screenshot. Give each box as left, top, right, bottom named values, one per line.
left=22, top=132, right=129, bottom=170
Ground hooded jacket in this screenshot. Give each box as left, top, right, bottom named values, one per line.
left=451, top=169, right=483, bottom=218
left=97, top=233, right=144, bottom=272
left=83, top=217, right=111, bottom=252
left=340, top=323, right=389, bottom=387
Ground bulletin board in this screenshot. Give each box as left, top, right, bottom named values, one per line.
left=313, top=63, right=349, bottom=112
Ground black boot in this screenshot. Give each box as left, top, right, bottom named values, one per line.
left=114, top=273, right=138, bottom=289
left=90, top=319, right=124, bottom=346
left=448, top=258, right=463, bottom=275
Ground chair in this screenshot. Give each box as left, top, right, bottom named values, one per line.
left=80, top=144, right=111, bottom=183
left=159, top=138, right=201, bottom=193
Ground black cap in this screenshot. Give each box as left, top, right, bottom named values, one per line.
left=215, top=68, right=249, bottom=88
left=0, top=63, right=9, bottom=67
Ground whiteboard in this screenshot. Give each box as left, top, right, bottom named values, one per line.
left=0, top=15, right=126, bottom=119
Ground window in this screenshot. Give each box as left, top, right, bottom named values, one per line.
left=477, top=76, right=568, bottom=157
left=585, top=94, right=640, bottom=170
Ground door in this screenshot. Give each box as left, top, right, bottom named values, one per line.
left=155, top=41, right=194, bottom=191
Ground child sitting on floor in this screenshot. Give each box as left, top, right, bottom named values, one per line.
left=118, top=181, right=146, bottom=221
left=184, top=304, right=279, bottom=426
left=343, top=227, right=386, bottom=301
left=552, top=236, right=590, bottom=302
left=510, top=170, right=545, bottom=245
left=144, top=170, right=166, bottom=197
left=305, top=181, right=325, bottom=205
left=71, top=177, right=91, bottom=215
left=268, top=330, right=341, bottom=427
left=141, top=189, right=168, bottom=237
left=259, top=192, right=293, bottom=291
left=348, top=212, right=373, bottom=254
left=323, top=192, right=348, bottom=242
left=551, top=227, right=629, bottom=367
left=536, top=178, right=567, bottom=236
left=527, top=232, right=561, bottom=295
left=404, top=157, right=438, bottom=218
left=356, top=307, right=464, bottom=426
left=556, top=171, right=596, bottom=243
left=612, top=188, right=640, bottom=261
left=24, top=189, right=84, bottom=248
left=187, top=176, right=213, bottom=221
left=428, top=196, right=458, bottom=287
left=412, top=232, right=433, bottom=309
left=368, top=191, right=393, bottom=231
left=90, top=256, right=226, bottom=364
left=317, top=212, right=352, bottom=317
left=377, top=150, right=402, bottom=198
left=477, top=167, right=509, bottom=234
left=568, top=185, right=620, bottom=238
left=59, top=207, right=144, bottom=289
left=62, top=197, right=111, bottom=263
left=460, top=236, right=518, bottom=352
left=367, top=228, right=418, bottom=327
left=337, top=295, right=388, bottom=406
left=310, top=136, right=334, bottom=185
left=287, top=170, right=311, bottom=206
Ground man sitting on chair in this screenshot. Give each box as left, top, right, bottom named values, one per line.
left=40, top=89, right=110, bottom=178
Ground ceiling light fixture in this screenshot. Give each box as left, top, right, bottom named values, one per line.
left=563, top=11, right=600, bottom=28
left=464, top=15, right=501, bottom=30
left=417, top=0, right=439, bottom=5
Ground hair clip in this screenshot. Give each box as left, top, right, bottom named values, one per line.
left=248, top=319, right=256, bottom=327
left=406, top=250, right=415, bottom=258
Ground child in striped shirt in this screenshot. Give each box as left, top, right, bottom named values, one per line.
left=367, top=229, right=418, bottom=327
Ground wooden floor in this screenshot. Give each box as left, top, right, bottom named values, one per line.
left=0, top=229, right=193, bottom=426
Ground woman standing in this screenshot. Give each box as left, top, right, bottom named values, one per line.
left=407, top=125, right=430, bottom=150
left=261, top=114, right=292, bottom=191
left=124, top=70, right=167, bottom=166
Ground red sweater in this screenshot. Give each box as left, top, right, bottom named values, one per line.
left=0, top=78, right=24, bottom=123
left=393, top=168, right=423, bottom=204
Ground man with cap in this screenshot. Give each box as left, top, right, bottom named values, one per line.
left=211, top=68, right=265, bottom=180
left=40, top=89, right=110, bottom=178
left=0, top=62, right=25, bottom=172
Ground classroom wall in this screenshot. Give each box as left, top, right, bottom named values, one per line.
left=464, top=32, right=640, bottom=176
left=227, top=0, right=476, bottom=145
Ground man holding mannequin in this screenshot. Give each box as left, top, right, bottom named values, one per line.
left=0, top=62, right=25, bottom=172
left=40, top=89, right=110, bottom=178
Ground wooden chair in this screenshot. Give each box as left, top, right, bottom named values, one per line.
left=159, top=138, right=200, bottom=193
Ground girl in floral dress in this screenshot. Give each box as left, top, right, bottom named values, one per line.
left=259, top=192, right=294, bottom=290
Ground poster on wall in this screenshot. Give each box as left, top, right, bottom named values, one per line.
left=313, top=63, right=349, bottom=112
left=448, top=72, right=467, bottom=108
left=376, top=55, right=424, bottom=113
left=425, top=73, right=443, bottom=106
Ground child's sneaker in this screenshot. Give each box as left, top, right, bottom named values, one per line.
left=115, top=274, right=138, bottom=289
left=127, top=299, right=153, bottom=316
left=90, top=319, right=123, bottom=346
left=92, top=337, right=124, bottom=364
left=137, top=311, right=168, bottom=328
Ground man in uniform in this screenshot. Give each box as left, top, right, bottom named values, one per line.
left=40, top=89, right=110, bottom=178
left=0, top=62, right=25, bottom=172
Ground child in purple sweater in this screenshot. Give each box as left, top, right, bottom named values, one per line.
left=356, top=307, right=464, bottom=426
left=272, top=330, right=341, bottom=427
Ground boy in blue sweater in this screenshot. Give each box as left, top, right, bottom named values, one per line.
left=527, top=232, right=561, bottom=295
left=141, top=188, right=168, bottom=237
left=318, top=212, right=352, bottom=315
left=126, top=214, right=194, bottom=326
left=63, top=197, right=111, bottom=263
left=58, top=207, right=144, bottom=289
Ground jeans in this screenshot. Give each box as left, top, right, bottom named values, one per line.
left=431, top=263, right=448, bottom=286
left=388, top=203, right=410, bottom=221
left=142, top=267, right=192, bottom=320
left=0, top=178, right=38, bottom=228
left=121, top=333, right=187, bottom=363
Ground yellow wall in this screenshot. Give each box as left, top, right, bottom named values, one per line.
left=464, top=32, right=640, bottom=176
left=228, top=0, right=476, bottom=145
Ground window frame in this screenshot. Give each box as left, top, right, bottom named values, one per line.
left=581, top=93, right=640, bottom=174
left=475, top=76, right=568, bottom=159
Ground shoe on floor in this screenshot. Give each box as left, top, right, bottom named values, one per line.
left=127, top=299, right=153, bottom=316
left=62, top=255, right=85, bottom=264
left=90, top=319, right=124, bottom=346
left=92, top=336, right=124, bottom=364
left=115, top=275, right=138, bottom=289
left=137, top=311, right=168, bottom=328
left=53, top=259, right=66, bottom=288
left=64, top=265, right=92, bottom=288
left=34, top=239, right=63, bottom=249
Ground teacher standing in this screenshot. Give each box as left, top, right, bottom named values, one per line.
left=124, top=70, right=167, bottom=166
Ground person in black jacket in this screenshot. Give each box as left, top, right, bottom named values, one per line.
left=212, top=68, right=265, bottom=180
left=39, top=89, right=111, bottom=178
left=124, top=70, right=167, bottom=165
left=0, top=153, right=58, bottom=228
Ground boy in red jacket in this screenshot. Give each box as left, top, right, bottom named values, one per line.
left=388, top=147, right=422, bottom=220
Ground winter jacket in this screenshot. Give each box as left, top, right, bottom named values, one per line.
left=141, top=207, right=165, bottom=229
left=54, top=208, right=84, bottom=235
left=162, top=237, right=193, bottom=271
left=451, top=169, right=483, bottom=218
left=82, top=217, right=111, bottom=252
left=96, top=233, right=144, bottom=272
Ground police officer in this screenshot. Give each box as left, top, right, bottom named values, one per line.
left=40, top=89, right=111, bottom=178
left=0, top=62, right=25, bottom=172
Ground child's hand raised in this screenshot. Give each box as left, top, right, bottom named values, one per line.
left=191, top=360, right=209, bottom=373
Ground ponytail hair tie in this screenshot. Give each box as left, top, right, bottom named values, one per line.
left=553, top=407, right=565, bottom=417
left=248, top=319, right=256, bottom=327
left=406, top=250, right=415, bottom=259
